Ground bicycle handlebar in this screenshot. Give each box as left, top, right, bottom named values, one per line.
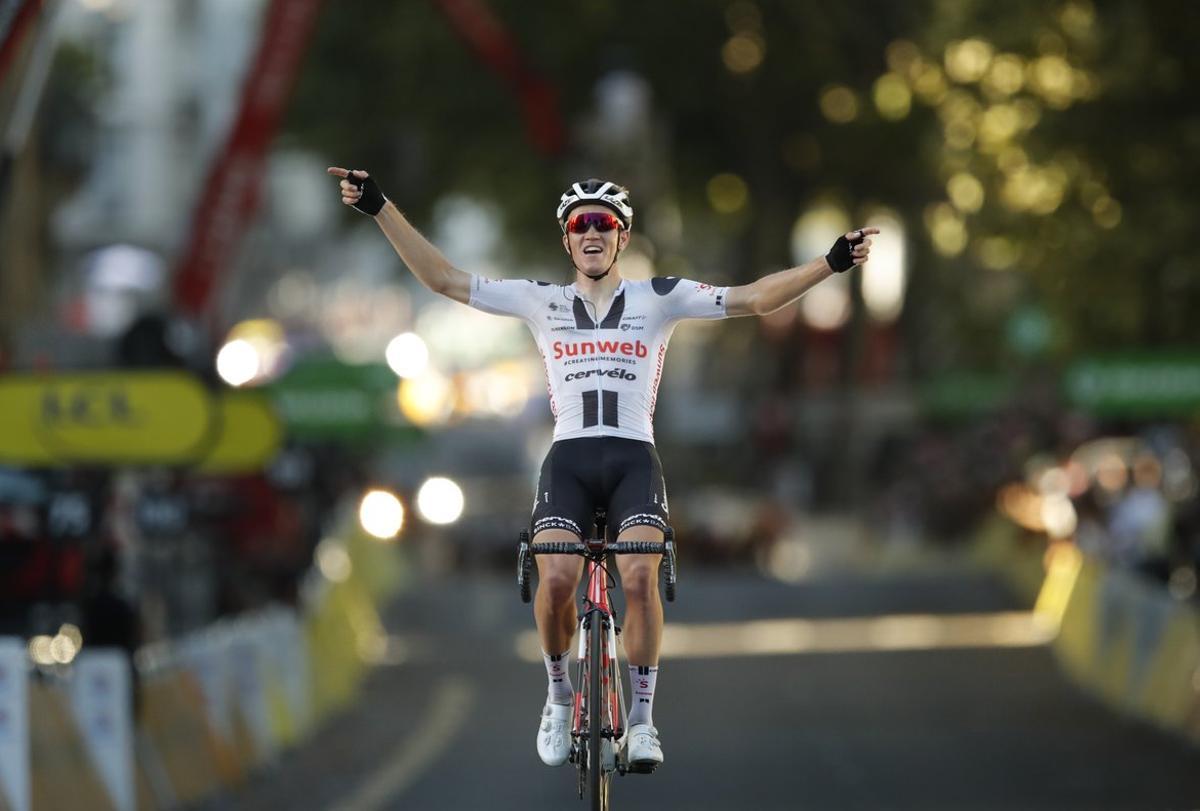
left=529, top=541, right=668, bottom=556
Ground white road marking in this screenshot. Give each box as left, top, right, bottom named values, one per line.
left=328, top=677, right=476, bottom=811
left=516, top=611, right=1055, bottom=662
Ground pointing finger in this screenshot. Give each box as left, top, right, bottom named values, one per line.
left=327, top=167, right=349, bottom=177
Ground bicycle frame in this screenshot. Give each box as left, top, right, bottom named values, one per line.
left=574, top=545, right=626, bottom=764
left=517, top=524, right=676, bottom=810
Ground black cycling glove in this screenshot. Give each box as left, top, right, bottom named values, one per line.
left=825, top=230, right=865, bottom=273
left=346, top=171, right=387, bottom=216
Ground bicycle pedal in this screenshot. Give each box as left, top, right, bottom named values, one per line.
left=626, top=761, right=659, bottom=775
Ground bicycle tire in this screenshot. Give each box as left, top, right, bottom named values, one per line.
left=589, top=614, right=608, bottom=811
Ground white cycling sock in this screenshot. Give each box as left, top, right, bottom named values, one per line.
left=627, top=664, right=658, bottom=727
left=543, top=649, right=574, bottom=705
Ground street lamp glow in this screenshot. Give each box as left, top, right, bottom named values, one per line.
left=397, top=370, right=456, bottom=426
left=385, top=332, right=429, bottom=378
left=27, top=636, right=54, bottom=666
left=792, top=203, right=850, bottom=265
left=800, top=274, right=852, bottom=331
left=860, top=209, right=907, bottom=324
left=358, top=489, right=405, bottom=540
left=792, top=203, right=854, bottom=331
left=50, top=633, right=78, bottom=664
left=416, top=477, right=465, bottom=525
left=216, top=339, right=260, bottom=387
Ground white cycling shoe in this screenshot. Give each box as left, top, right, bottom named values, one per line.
left=623, top=723, right=663, bottom=771
left=537, top=701, right=572, bottom=766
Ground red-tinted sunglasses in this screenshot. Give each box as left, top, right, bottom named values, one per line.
left=566, top=211, right=623, bottom=234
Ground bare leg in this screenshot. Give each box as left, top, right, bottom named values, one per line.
left=532, top=529, right=585, bottom=655
left=614, top=528, right=665, bottom=665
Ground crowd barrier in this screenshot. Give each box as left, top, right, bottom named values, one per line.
left=976, top=515, right=1200, bottom=745
left=0, top=513, right=404, bottom=811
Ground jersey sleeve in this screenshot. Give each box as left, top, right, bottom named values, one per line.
left=466, top=275, right=543, bottom=320
left=650, top=277, right=730, bottom=321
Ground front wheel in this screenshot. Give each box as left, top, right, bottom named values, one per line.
left=589, top=615, right=611, bottom=811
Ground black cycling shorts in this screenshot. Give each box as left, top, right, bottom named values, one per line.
left=531, top=437, right=669, bottom=540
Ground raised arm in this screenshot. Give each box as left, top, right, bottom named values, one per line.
left=724, top=227, right=878, bottom=317
left=327, top=167, right=472, bottom=304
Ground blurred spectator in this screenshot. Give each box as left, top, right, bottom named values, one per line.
left=1108, top=453, right=1172, bottom=577
left=80, top=545, right=142, bottom=716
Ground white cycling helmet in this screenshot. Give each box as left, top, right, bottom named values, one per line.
left=556, top=179, right=634, bottom=232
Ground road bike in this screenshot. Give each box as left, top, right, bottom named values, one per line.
left=517, top=509, right=677, bottom=811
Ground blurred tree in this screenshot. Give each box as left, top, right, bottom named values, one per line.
left=859, top=0, right=1200, bottom=368
left=286, top=1, right=916, bottom=271
left=285, top=0, right=1200, bottom=373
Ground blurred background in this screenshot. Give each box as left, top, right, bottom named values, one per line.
left=1, top=0, right=1199, bottom=809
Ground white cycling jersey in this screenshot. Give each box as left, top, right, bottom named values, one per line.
left=468, top=274, right=730, bottom=444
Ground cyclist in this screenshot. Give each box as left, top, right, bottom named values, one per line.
left=327, top=167, right=875, bottom=771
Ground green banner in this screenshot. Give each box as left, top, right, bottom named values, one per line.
left=267, top=359, right=422, bottom=443
left=1065, top=355, right=1200, bottom=416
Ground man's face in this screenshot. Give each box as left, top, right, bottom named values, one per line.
left=563, top=204, right=629, bottom=275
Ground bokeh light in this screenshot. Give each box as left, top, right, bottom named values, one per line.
left=28, top=635, right=54, bottom=666
left=925, top=203, right=968, bottom=256
left=385, top=332, right=430, bottom=378
left=984, top=54, right=1025, bottom=97
left=216, top=339, right=260, bottom=387
left=976, top=236, right=1021, bottom=270
left=801, top=274, right=852, bottom=331
left=217, top=319, right=288, bottom=387
left=1029, top=55, right=1074, bottom=107
left=944, top=38, right=994, bottom=84
left=1092, top=196, right=1122, bottom=229
left=358, top=489, right=405, bottom=540
left=819, top=85, right=858, bottom=123
left=458, top=362, right=533, bottom=418
left=873, top=73, right=912, bottom=120
left=913, top=64, right=949, bottom=104
left=860, top=209, right=907, bottom=324
left=947, top=173, right=985, bottom=213
left=416, top=477, right=465, bottom=525
left=316, top=538, right=353, bottom=582
left=707, top=173, right=749, bottom=214
left=50, top=632, right=79, bottom=664
left=978, top=104, right=1021, bottom=148
left=397, top=369, right=457, bottom=427
left=722, top=34, right=765, bottom=74
left=885, top=39, right=921, bottom=75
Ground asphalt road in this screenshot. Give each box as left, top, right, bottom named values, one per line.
left=228, top=563, right=1200, bottom=811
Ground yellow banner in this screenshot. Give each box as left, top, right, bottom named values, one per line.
left=196, top=392, right=283, bottom=474
left=0, top=371, right=214, bottom=465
